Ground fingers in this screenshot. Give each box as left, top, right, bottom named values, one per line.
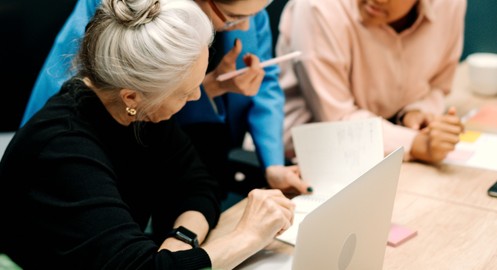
left=430, top=121, right=463, bottom=138
left=234, top=54, right=265, bottom=94
left=209, top=39, right=265, bottom=97
left=411, top=121, right=461, bottom=163
left=427, top=123, right=461, bottom=151
left=434, top=107, right=463, bottom=127
left=266, top=165, right=311, bottom=195
left=242, top=52, right=255, bottom=67
left=245, top=189, right=295, bottom=234
left=218, top=53, right=264, bottom=96
left=222, top=39, right=242, bottom=66
left=445, top=106, right=465, bottom=132
left=271, top=195, right=295, bottom=227
left=247, top=188, right=290, bottom=208
left=447, top=106, right=457, bottom=116
left=217, top=39, right=265, bottom=96
left=285, top=168, right=311, bottom=194
left=285, top=165, right=312, bottom=194
left=403, top=110, right=432, bottom=130
left=420, top=118, right=462, bottom=162
left=437, top=114, right=462, bottom=126
left=286, top=165, right=301, bottom=178
left=271, top=191, right=296, bottom=210
left=430, top=115, right=464, bottom=137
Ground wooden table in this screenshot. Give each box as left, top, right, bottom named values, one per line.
left=206, top=62, right=497, bottom=269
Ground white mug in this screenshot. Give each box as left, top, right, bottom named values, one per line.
left=466, top=53, right=497, bottom=96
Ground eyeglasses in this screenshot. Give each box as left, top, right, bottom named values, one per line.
left=207, top=0, right=273, bottom=30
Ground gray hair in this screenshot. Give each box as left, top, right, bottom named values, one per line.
left=77, top=0, right=213, bottom=118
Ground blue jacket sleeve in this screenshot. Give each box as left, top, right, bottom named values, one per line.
left=235, top=11, right=285, bottom=168
left=249, top=11, right=285, bottom=168
left=21, top=0, right=101, bottom=126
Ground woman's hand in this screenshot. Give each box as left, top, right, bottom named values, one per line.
left=202, top=39, right=265, bottom=98
left=410, top=107, right=464, bottom=163
left=202, top=189, right=295, bottom=270
left=266, top=165, right=311, bottom=195
left=236, top=189, right=295, bottom=241
left=402, top=110, right=434, bottom=130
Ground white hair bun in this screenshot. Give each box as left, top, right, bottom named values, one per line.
left=109, top=0, right=161, bottom=27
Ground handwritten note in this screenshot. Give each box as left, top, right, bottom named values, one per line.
left=291, top=117, right=384, bottom=196
left=276, top=118, right=384, bottom=245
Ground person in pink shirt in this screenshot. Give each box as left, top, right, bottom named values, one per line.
left=277, top=0, right=466, bottom=163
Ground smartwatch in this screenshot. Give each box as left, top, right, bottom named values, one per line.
left=166, top=226, right=199, bottom=248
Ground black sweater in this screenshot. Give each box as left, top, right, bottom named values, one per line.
left=0, top=78, right=220, bottom=269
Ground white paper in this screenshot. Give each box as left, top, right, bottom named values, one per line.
left=444, top=131, right=497, bottom=171
left=276, top=118, right=384, bottom=245
left=292, top=117, right=384, bottom=196
left=235, top=250, right=293, bottom=270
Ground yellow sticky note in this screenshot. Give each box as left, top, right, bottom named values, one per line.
left=460, top=130, right=481, bottom=143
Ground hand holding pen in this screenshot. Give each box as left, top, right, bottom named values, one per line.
left=202, top=39, right=265, bottom=98
left=216, top=51, right=302, bottom=82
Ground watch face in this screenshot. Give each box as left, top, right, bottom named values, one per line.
left=171, top=226, right=199, bottom=248
left=177, top=226, right=196, bottom=239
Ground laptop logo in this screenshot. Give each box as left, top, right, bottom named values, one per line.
left=338, top=233, right=357, bottom=270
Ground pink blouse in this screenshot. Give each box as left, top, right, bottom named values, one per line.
left=277, top=0, right=466, bottom=159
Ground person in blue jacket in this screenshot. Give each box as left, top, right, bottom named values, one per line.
left=22, top=0, right=311, bottom=204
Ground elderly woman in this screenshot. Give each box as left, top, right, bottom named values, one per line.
left=0, top=0, right=294, bottom=269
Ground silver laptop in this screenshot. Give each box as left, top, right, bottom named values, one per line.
left=235, top=147, right=403, bottom=270
left=292, top=147, right=403, bottom=270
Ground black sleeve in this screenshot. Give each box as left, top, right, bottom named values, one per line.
left=29, top=132, right=214, bottom=270
left=162, top=121, right=221, bottom=230
left=154, top=249, right=212, bottom=270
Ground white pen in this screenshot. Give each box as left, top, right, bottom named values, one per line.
left=461, top=108, right=478, bottom=123
left=216, top=51, right=302, bottom=82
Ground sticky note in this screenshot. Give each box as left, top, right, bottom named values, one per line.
left=387, top=224, right=417, bottom=247
left=465, top=104, right=497, bottom=134
left=445, top=149, right=475, bottom=162
left=460, top=130, right=481, bottom=143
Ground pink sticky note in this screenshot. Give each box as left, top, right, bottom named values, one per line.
left=387, top=223, right=417, bottom=247
left=445, top=149, right=475, bottom=162
left=468, top=105, right=497, bottom=127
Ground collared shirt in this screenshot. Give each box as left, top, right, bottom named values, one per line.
left=277, top=0, right=466, bottom=159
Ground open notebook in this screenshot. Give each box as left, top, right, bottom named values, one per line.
left=277, top=118, right=384, bottom=245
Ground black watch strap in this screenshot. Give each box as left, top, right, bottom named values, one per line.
left=166, top=226, right=199, bottom=248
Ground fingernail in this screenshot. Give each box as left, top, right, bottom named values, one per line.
left=307, top=187, right=313, bottom=193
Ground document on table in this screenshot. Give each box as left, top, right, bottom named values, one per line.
left=276, top=118, right=384, bottom=245
left=444, top=130, right=497, bottom=171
